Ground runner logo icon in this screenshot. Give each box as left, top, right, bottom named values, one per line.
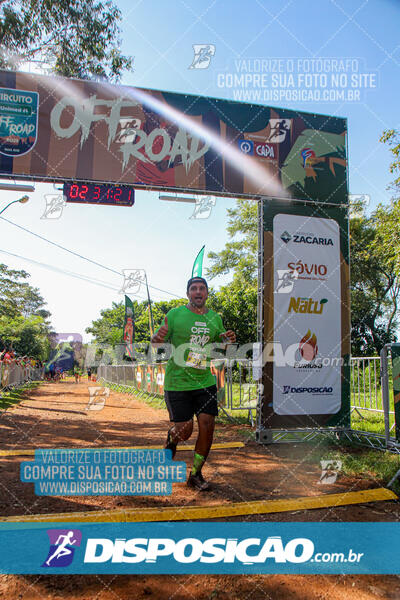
left=42, top=529, right=82, bottom=568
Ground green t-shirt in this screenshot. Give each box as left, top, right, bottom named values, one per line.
left=160, top=305, right=226, bottom=391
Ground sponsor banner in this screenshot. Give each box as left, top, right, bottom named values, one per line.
left=0, top=70, right=347, bottom=203
left=273, top=213, right=341, bottom=415
left=0, top=87, right=38, bottom=156
left=0, top=522, right=398, bottom=574
left=262, top=199, right=350, bottom=430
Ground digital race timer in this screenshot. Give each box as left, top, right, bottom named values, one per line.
left=63, top=182, right=135, bottom=207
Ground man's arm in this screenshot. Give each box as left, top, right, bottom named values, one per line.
left=151, top=316, right=169, bottom=347
left=219, top=330, right=236, bottom=346
left=216, top=315, right=236, bottom=345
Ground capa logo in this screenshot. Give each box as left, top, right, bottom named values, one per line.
left=84, top=536, right=314, bottom=564
left=288, top=298, right=328, bottom=315
left=255, top=142, right=275, bottom=158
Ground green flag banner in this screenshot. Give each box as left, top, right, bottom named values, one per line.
left=192, top=245, right=205, bottom=277
left=123, top=296, right=135, bottom=359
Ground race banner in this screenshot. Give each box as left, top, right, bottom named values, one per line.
left=0, top=87, right=38, bottom=156
left=261, top=199, right=350, bottom=430
left=0, top=70, right=347, bottom=203
left=0, top=521, right=398, bottom=574
left=123, top=296, right=135, bottom=359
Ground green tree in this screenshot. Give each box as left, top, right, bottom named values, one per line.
left=86, top=298, right=186, bottom=345
left=350, top=202, right=399, bottom=355
left=0, top=0, right=132, bottom=80
left=0, top=263, right=50, bottom=321
left=85, top=300, right=125, bottom=346
left=380, top=129, right=400, bottom=189
left=207, top=199, right=258, bottom=284
left=0, top=263, right=52, bottom=357
left=0, top=314, right=50, bottom=359
left=207, top=199, right=258, bottom=345
left=207, top=285, right=257, bottom=347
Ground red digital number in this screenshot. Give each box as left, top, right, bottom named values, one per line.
left=70, top=184, right=79, bottom=199
left=79, top=185, right=88, bottom=199
left=114, top=187, right=122, bottom=202
left=93, top=186, right=101, bottom=200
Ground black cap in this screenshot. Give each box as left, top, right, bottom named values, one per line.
left=187, top=277, right=208, bottom=292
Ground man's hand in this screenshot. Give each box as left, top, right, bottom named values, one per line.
left=220, top=330, right=236, bottom=344
left=151, top=316, right=169, bottom=345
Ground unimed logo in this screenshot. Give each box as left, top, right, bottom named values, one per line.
left=84, top=536, right=315, bottom=564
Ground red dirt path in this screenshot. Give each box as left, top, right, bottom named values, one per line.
left=0, top=380, right=399, bottom=599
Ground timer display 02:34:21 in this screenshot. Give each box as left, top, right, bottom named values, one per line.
left=64, top=183, right=135, bottom=206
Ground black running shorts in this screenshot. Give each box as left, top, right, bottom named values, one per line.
left=164, top=385, right=218, bottom=422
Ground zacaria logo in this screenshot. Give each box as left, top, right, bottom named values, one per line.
left=299, top=330, right=318, bottom=361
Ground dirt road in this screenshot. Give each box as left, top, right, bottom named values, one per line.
left=0, top=380, right=399, bottom=599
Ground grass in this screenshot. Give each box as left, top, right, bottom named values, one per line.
left=103, top=379, right=397, bottom=432
left=351, top=407, right=395, bottom=435
left=304, top=441, right=400, bottom=495
left=104, top=381, right=166, bottom=411
left=0, top=381, right=41, bottom=410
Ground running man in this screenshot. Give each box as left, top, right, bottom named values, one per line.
left=74, top=367, right=81, bottom=383
left=45, top=531, right=77, bottom=566
left=151, top=277, right=236, bottom=491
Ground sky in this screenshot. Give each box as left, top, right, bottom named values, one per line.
left=0, top=0, right=399, bottom=341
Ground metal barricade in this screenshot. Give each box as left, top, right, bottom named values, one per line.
left=97, top=356, right=392, bottom=434
left=225, top=359, right=260, bottom=425
left=0, top=363, right=44, bottom=393
left=350, top=356, right=383, bottom=415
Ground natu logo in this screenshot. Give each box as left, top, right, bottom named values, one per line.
left=288, top=298, right=328, bottom=315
